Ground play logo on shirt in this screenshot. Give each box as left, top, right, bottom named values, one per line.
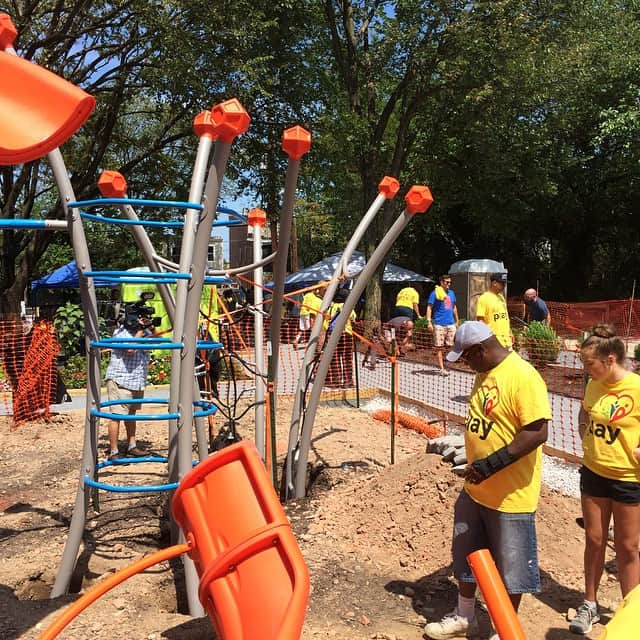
left=481, top=384, right=500, bottom=415
left=602, top=393, right=634, bottom=422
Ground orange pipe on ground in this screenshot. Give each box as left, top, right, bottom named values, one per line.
left=38, top=543, right=190, bottom=640
left=467, top=549, right=527, bottom=640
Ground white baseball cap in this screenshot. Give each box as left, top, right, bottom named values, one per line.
left=446, top=321, right=494, bottom=362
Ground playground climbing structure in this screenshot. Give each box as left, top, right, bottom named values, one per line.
left=0, top=12, right=311, bottom=632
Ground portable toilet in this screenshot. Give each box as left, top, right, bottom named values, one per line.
left=449, top=259, right=507, bottom=322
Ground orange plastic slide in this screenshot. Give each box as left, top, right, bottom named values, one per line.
left=0, top=48, right=95, bottom=165
left=172, top=441, right=310, bottom=640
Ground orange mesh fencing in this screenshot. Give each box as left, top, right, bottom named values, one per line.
left=0, top=319, right=61, bottom=426
left=10, top=287, right=640, bottom=464
left=508, top=296, right=640, bottom=340
left=371, top=409, right=444, bottom=438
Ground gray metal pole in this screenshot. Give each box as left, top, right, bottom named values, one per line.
left=250, top=209, right=267, bottom=458
left=176, top=100, right=249, bottom=617
left=284, top=178, right=399, bottom=499
left=167, top=117, right=215, bottom=487
left=50, top=148, right=103, bottom=597
left=293, top=186, right=433, bottom=498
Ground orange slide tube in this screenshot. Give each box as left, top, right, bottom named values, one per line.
left=467, top=549, right=527, bottom=640
left=37, top=543, right=191, bottom=640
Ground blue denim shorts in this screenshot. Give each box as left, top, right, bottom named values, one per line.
left=452, top=490, right=541, bottom=594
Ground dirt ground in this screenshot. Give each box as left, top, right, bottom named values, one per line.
left=0, top=394, right=626, bottom=640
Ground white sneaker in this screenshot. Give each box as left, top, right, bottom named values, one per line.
left=424, top=610, right=480, bottom=639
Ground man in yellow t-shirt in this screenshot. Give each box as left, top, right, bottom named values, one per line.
left=293, top=286, right=323, bottom=348
left=425, top=322, right=551, bottom=640
left=476, top=272, right=513, bottom=348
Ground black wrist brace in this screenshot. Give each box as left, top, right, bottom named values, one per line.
left=471, top=445, right=516, bottom=480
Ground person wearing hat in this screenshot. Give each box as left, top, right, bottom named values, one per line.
left=476, top=272, right=513, bottom=349
left=424, top=321, right=551, bottom=640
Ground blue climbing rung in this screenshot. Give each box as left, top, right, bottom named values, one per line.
left=91, top=337, right=183, bottom=350
left=69, top=197, right=203, bottom=210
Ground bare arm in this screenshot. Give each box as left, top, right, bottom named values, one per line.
left=426, top=303, right=434, bottom=330
left=453, top=305, right=459, bottom=324
left=578, top=406, right=590, bottom=439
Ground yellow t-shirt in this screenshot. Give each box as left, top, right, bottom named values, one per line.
left=582, top=372, right=640, bottom=482
left=324, top=301, right=356, bottom=334
left=395, top=287, right=419, bottom=310
left=476, top=290, right=512, bottom=348
left=300, top=292, right=321, bottom=317
left=464, top=351, right=552, bottom=513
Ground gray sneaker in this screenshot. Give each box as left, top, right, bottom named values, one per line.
left=569, top=602, right=600, bottom=634
left=424, top=609, right=479, bottom=639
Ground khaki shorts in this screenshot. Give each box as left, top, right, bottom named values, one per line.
left=433, top=324, right=456, bottom=347
left=106, top=379, right=143, bottom=414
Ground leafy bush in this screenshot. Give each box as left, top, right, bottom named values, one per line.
left=59, top=353, right=109, bottom=389
left=523, top=321, right=561, bottom=368
left=53, top=302, right=86, bottom=356
left=53, top=302, right=108, bottom=356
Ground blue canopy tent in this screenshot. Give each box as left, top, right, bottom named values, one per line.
left=268, top=251, right=433, bottom=293
left=31, top=261, right=114, bottom=291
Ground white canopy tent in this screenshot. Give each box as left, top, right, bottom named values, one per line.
left=274, top=251, right=433, bottom=292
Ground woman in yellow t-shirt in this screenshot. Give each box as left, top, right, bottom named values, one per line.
left=570, top=324, right=640, bottom=634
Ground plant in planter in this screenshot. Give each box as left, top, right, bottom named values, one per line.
left=412, top=315, right=432, bottom=350
left=523, top=321, right=561, bottom=369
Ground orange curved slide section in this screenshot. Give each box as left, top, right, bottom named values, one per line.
left=467, top=548, right=527, bottom=640
left=0, top=51, right=95, bottom=165
left=172, top=441, right=310, bottom=640
left=37, top=543, right=190, bottom=640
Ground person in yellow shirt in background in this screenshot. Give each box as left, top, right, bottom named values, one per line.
left=324, top=287, right=357, bottom=387
left=476, top=272, right=513, bottom=349
left=424, top=322, right=551, bottom=640
left=389, top=285, right=423, bottom=356
left=570, top=324, right=640, bottom=635
left=293, top=285, right=324, bottom=349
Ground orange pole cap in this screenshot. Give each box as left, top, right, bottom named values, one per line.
left=247, top=207, right=267, bottom=227
left=211, top=98, right=251, bottom=143
left=0, top=13, right=18, bottom=50
left=405, top=185, right=434, bottom=214
left=193, top=110, right=216, bottom=139
left=282, top=125, right=311, bottom=160
left=97, top=170, right=128, bottom=198
left=378, top=176, right=400, bottom=199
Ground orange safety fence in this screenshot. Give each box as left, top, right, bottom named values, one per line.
left=508, top=296, right=640, bottom=341
left=0, top=319, right=61, bottom=426
left=11, top=292, right=640, bottom=464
